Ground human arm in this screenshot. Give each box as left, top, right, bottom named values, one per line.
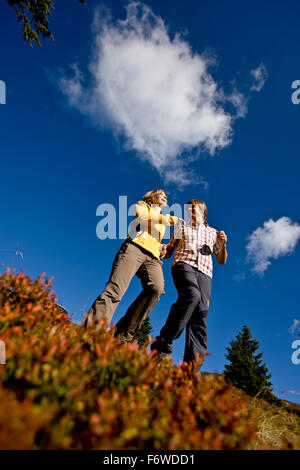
left=214, top=231, right=228, bottom=265
left=161, top=222, right=184, bottom=259
left=135, top=201, right=178, bottom=227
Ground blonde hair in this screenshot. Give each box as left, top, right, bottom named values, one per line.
left=143, top=189, right=165, bottom=206
left=187, top=199, right=207, bottom=221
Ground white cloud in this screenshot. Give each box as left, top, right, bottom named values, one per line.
left=233, top=272, right=246, bottom=282
left=222, top=87, right=249, bottom=118
left=281, top=390, right=300, bottom=396
left=246, top=217, right=300, bottom=275
left=289, top=319, right=300, bottom=336
left=250, top=63, right=268, bottom=92
left=59, top=63, right=85, bottom=110
left=58, top=1, right=249, bottom=186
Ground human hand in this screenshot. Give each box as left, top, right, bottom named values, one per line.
left=217, top=231, right=227, bottom=245
left=159, top=244, right=167, bottom=257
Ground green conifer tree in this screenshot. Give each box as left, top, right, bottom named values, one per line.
left=225, top=325, right=273, bottom=399
left=6, top=0, right=85, bottom=47
left=132, top=316, right=153, bottom=347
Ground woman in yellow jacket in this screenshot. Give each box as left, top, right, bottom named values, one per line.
left=84, top=189, right=178, bottom=341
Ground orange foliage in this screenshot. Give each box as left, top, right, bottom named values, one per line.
left=0, top=268, right=259, bottom=449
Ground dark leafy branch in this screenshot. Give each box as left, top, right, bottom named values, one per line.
left=6, top=0, right=86, bottom=47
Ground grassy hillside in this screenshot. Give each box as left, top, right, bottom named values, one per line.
left=203, top=372, right=300, bottom=449
left=248, top=395, right=300, bottom=449
left=0, top=269, right=299, bottom=450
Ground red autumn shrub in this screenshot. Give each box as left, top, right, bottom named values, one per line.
left=0, top=268, right=259, bottom=450
left=0, top=384, right=58, bottom=450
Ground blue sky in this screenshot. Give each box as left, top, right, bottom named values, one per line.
left=1, top=0, right=300, bottom=404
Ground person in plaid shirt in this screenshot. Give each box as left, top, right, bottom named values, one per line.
left=151, top=199, right=227, bottom=365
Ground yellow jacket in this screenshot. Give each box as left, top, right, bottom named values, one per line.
left=128, top=201, right=178, bottom=259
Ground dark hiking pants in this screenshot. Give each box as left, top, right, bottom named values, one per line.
left=84, top=239, right=164, bottom=340
left=151, top=261, right=211, bottom=363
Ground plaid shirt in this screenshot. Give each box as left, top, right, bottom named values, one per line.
left=165, top=222, right=220, bottom=278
